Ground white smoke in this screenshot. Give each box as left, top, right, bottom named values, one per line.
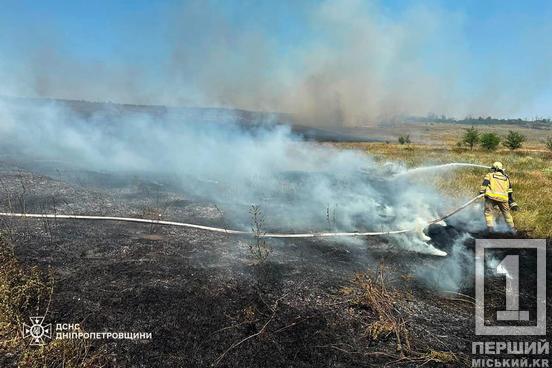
left=0, top=98, right=485, bottom=255
left=414, top=233, right=475, bottom=291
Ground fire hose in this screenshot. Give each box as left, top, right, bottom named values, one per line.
left=0, top=194, right=484, bottom=238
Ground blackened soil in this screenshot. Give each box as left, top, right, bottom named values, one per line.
left=0, top=161, right=550, bottom=367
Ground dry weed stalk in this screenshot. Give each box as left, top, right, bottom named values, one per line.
left=248, top=205, right=270, bottom=264
left=350, top=263, right=410, bottom=355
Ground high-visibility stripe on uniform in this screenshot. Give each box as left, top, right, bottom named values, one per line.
left=481, top=171, right=511, bottom=203
left=486, top=191, right=509, bottom=201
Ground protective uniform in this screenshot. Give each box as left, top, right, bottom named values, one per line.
left=480, top=162, right=518, bottom=232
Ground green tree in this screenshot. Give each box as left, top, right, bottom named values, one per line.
left=398, top=135, right=411, bottom=145
left=546, top=136, right=552, bottom=151
left=480, top=132, right=501, bottom=151
left=462, top=126, right=480, bottom=150
left=503, top=130, right=526, bottom=150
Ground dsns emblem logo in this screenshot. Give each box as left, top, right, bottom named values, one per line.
left=22, top=316, right=52, bottom=346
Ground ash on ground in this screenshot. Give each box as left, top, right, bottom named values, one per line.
left=0, top=160, right=549, bottom=368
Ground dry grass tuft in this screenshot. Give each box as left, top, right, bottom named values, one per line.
left=343, top=265, right=470, bottom=365
left=17, top=336, right=112, bottom=368
left=0, top=235, right=54, bottom=352
left=424, top=349, right=459, bottom=363
left=349, top=264, right=410, bottom=354
left=0, top=234, right=112, bottom=367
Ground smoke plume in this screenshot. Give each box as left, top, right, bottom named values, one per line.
left=1, top=0, right=551, bottom=126
left=0, top=98, right=485, bottom=258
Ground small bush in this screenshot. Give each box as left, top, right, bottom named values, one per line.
left=398, top=135, right=411, bottom=145
left=480, top=132, right=501, bottom=151
left=545, top=136, right=552, bottom=151
left=462, top=126, right=479, bottom=150
left=503, top=130, right=526, bottom=150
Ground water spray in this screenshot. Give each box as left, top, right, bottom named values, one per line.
left=394, top=163, right=490, bottom=177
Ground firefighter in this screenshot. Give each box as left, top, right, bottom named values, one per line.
left=479, top=162, right=519, bottom=233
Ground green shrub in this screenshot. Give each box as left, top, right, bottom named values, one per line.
left=480, top=132, right=501, bottom=151
left=398, top=135, right=411, bottom=145
left=545, top=136, right=552, bottom=151
left=503, top=130, right=526, bottom=150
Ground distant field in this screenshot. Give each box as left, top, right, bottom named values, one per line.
left=335, top=141, right=552, bottom=238
left=338, top=122, right=552, bottom=149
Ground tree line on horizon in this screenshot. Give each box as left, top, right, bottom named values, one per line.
left=408, top=114, right=552, bottom=128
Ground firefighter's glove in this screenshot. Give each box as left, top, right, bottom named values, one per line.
left=510, top=202, right=519, bottom=211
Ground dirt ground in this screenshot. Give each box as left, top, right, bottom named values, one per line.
left=0, top=158, right=550, bottom=367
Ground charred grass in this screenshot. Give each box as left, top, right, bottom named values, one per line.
left=0, top=162, right=493, bottom=367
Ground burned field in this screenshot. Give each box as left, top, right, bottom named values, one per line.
left=3, top=158, right=548, bottom=368
left=2, top=0, right=552, bottom=364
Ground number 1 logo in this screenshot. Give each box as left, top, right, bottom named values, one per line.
left=475, top=239, right=546, bottom=336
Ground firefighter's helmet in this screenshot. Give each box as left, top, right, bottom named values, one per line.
left=492, top=162, right=503, bottom=171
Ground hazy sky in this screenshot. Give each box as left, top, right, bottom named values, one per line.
left=1, top=0, right=551, bottom=121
